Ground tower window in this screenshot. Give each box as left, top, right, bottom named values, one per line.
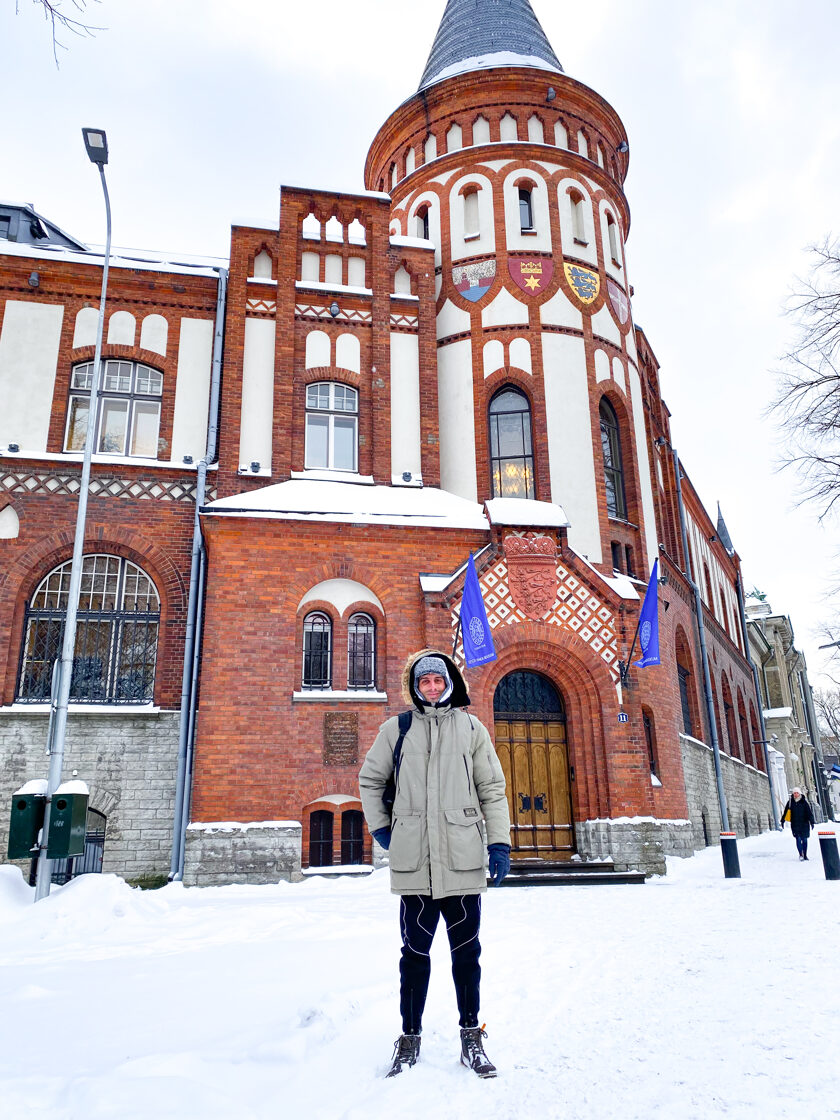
left=489, top=387, right=535, bottom=500
left=416, top=206, right=430, bottom=241
left=519, top=188, right=534, bottom=232
left=607, top=214, right=621, bottom=266
left=599, top=399, right=627, bottom=519
left=305, top=382, right=358, bottom=472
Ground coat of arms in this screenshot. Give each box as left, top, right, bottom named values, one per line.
left=453, top=259, right=496, bottom=303
left=563, top=262, right=600, bottom=305
left=508, top=258, right=554, bottom=296
left=504, top=535, right=558, bottom=620
left=607, top=278, right=630, bottom=324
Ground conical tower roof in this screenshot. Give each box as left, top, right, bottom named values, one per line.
left=418, top=0, right=563, bottom=91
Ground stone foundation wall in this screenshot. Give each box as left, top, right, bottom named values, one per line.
left=183, top=821, right=303, bottom=886
left=576, top=817, right=694, bottom=876
left=0, top=709, right=179, bottom=881
left=680, top=733, right=775, bottom=848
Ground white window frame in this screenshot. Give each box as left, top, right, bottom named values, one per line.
left=65, top=360, right=163, bottom=459
left=304, top=381, right=359, bottom=472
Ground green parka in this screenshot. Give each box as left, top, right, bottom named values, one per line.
left=358, top=649, right=511, bottom=898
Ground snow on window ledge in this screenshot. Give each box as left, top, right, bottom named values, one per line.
left=292, top=690, right=388, bottom=702
left=0, top=703, right=162, bottom=716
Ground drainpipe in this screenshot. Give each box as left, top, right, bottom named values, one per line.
left=169, top=266, right=227, bottom=880
left=735, top=576, right=780, bottom=829
left=672, top=449, right=730, bottom=832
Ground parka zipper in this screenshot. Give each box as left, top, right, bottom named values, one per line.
left=463, top=755, right=471, bottom=796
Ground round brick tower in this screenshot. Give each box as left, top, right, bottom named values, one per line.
left=366, top=0, right=656, bottom=583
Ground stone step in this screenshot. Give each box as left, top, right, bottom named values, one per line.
left=511, top=858, right=617, bottom=874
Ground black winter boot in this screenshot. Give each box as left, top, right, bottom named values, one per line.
left=386, top=1033, right=421, bottom=1077
left=460, top=1025, right=497, bottom=1078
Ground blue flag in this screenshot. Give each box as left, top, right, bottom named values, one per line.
left=634, top=558, right=661, bottom=669
left=460, top=554, right=497, bottom=668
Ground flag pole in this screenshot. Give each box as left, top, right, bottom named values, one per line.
left=452, top=612, right=462, bottom=660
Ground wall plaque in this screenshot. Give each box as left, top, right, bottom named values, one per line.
left=323, top=712, right=359, bottom=766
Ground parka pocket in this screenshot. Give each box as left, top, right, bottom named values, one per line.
left=444, top=808, right=485, bottom=871
left=389, top=812, right=424, bottom=872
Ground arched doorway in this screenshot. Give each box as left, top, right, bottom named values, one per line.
left=493, top=670, right=574, bottom=859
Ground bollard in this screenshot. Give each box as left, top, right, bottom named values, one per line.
left=720, top=831, right=741, bottom=878
left=817, top=830, right=840, bottom=881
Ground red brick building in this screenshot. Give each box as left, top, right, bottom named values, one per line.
left=0, top=1, right=774, bottom=883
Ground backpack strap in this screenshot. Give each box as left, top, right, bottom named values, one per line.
left=392, top=710, right=413, bottom=782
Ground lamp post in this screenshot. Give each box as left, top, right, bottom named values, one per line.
left=33, top=129, right=112, bottom=901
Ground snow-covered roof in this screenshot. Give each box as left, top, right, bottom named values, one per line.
left=202, top=478, right=490, bottom=530
left=389, top=235, right=435, bottom=250
left=0, top=238, right=226, bottom=277
left=418, top=0, right=563, bottom=91
left=485, top=497, right=569, bottom=528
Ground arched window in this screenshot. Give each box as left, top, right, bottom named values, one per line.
left=302, top=612, right=331, bottom=688
left=341, top=809, right=364, bottom=864
left=489, top=387, right=535, bottom=499
left=519, top=188, right=534, bottom=232
left=606, top=214, right=621, bottom=266
left=737, top=690, right=752, bottom=766
left=569, top=190, right=587, bottom=243
left=65, top=360, right=163, bottom=458
left=642, top=706, right=658, bottom=776
left=347, top=612, right=375, bottom=689
left=721, top=673, right=739, bottom=759
left=305, top=382, right=358, bottom=472
left=309, top=810, right=333, bottom=867
left=599, top=399, right=626, bottom=519
left=416, top=206, right=430, bottom=241
left=675, top=627, right=700, bottom=739
left=18, top=554, right=160, bottom=703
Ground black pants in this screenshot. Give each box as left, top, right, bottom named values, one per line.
left=399, top=894, right=481, bottom=1034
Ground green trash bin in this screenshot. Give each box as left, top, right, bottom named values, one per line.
left=46, top=782, right=89, bottom=860
left=8, top=781, right=47, bottom=860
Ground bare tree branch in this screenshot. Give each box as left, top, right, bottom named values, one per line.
left=17, top=0, right=103, bottom=66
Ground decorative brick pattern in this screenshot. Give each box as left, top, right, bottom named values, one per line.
left=0, top=468, right=214, bottom=503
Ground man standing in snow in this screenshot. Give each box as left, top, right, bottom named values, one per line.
left=358, top=649, right=511, bottom=1079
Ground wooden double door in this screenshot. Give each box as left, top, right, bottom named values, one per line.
left=493, top=671, right=574, bottom=858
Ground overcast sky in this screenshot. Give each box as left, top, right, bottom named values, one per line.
left=4, top=0, right=840, bottom=688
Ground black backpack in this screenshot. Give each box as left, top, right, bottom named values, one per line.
left=382, top=711, right=413, bottom=820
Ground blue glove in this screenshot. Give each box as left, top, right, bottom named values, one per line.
left=372, top=827, right=391, bottom=851
left=488, top=843, right=511, bottom=886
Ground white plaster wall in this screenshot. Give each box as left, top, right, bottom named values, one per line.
left=509, top=337, right=532, bottom=374
left=500, top=113, right=518, bottom=141
left=591, top=304, right=622, bottom=348
left=449, top=172, right=496, bottom=262
left=528, top=115, right=545, bottom=143
left=438, top=340, right=476, bottom=500
left=390, top=332, right=422, bottom=482
left=301, top=252, right=319, bottom=282
left=238, top=318, right=275, bottom=470
left=424, top=134, right=437, bottom=163
left=554, top=121, right=568, bottom=147
left=483, top=339, right=504, bottom=379
left=626, top=329, right=638, bottom=365
left=628, top=363, right=659, bottom=576
left=437, top=298, right=471, bottom=338
left=170, top=318, right=214, bottom=464
left=305, top=330, right=331, bottom=369
left=140, top=314, right=168, bottom=356
left=503, top=169, right=552, bottom=253
left=473, top=116, right=491, bottom=144
left=0, top=505, right=20, bottom=539
left=612, top=356, right=626, bottom=394
left=393, top=266, right=411, bottom=295
left=541, top=333, right=601, bottom=562
left=299, top=578, right=383, bottom=614
left=251, top=251, right=273, bottom=280
left=107, top=310, right=136, bottom=346
left=405, top=148, right=416, bottom=176
left=557, top=178, right=598, bottom=267
left=0, top=300, right=64, bottom=451
left=539, top=286, right=583, bottom=330
left=335, top=333, right=360, bottom=373
left=477, top=160, right=513, bottom=173
left=73, top=306, right=98, bottom=349
left=482, top=287, right=528, bottom=328
left=446, top=122, right=463, bottom=152
left=347, top=257, right=366, bottom=288
left=324, top=255, right=342, bottom=285
left=595, top=349, right=611, bottom=383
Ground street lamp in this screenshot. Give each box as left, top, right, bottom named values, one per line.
left=33, top=129, right=112, bottom=901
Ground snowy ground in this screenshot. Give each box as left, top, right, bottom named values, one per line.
left=1, top=829, right=838, bottom=1120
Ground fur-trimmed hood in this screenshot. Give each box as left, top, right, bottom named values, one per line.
left=401, top=647, right=470, bottom=710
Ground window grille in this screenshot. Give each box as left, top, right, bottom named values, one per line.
left=347, top=613, right=375, bottom=689
left=489, top=387, right=535, bottom=499
left=302, top=612, right=331, bottom=688
left=340, top=810, right=364, bottom=864
left=47, top=808, right=106, bottom=885
left=599, top=399, right=626, bottom=518
left=309, top=810, right=334, bottom=867
left=305, top=382, right=358, bottom=472
left=17, top=555, right=159, bottom=704
left=494, top=670, right=564, bottom=720
left=65, top=360, right=163, bottom=458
